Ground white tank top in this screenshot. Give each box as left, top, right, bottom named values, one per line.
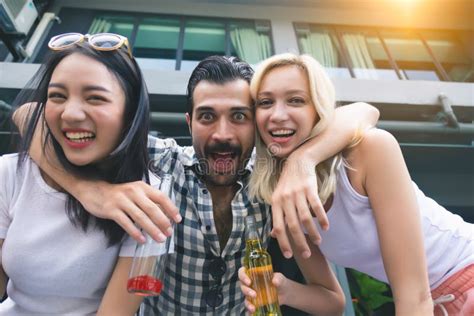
left=316, top=167, right=474, bottom=289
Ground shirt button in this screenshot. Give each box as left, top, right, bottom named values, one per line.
left=206, top=225, right=211, bottom=231
left=202, top=189, right=208, bottom=194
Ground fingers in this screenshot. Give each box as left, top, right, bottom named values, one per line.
left=238, top=267, right=256, bottom=313
left=146, top=185, right=181, bottom=223
left=270, top=202, right=292, bottom=259
left=295, top=192, right=321, bottom=246
left=272, top=272, right=284, bottom=288
left=118, top=198, right=169, bottom=242
left=112, top=211, right=146, bottom=243
left=107, top=181, right=182, bottom=243
left=238, top=267, right=251, bottom=286
left=306, top=186, right=329, bottom=231
left=133, top=192, right=175, bottom=238
left=78, top=180, right=182, bottom=244
left=238, top=267, right=255, bottom=297
left=240, top=284, right=256, bottom=299
left=283, top=196, right=311, bottom=259
left=244, top=299, right=256, bottom=314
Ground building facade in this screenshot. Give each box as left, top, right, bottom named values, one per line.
left=1, top=0, right=473, bottom=314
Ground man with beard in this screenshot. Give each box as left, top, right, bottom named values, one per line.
left=15, top=55, right=379, bottom=314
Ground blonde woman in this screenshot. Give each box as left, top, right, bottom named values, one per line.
left=239, top=53, right=474, bottom=315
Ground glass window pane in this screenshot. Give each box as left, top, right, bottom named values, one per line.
left=381, top=30, right=440, bottom=81
left=296, top=25, right=351, bottom=79
left=88, top=16, right=135, bottom=65
left=229, top=20, right=272, bottom=66
left=181, top=19, right=226, bottom=71
left=134, top=17, right=180, bottom=70
left=88, top=16, right=134, bottom=38
left=339, top=29, right=399, bottom=80
left=421, top=31, right=474, bottom=83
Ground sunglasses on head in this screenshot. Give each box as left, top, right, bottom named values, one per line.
left=48, top=32, right=133, bottom=58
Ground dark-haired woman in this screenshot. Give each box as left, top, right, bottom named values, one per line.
left=0, top=33, right=151, bottom=315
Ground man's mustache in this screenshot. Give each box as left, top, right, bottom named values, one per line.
left=204, top=142, right=242, bottom=157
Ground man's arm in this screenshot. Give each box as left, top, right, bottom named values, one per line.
left=12, top=105, right=181, bottom=243
left=272, top=102, right=379, bottom=258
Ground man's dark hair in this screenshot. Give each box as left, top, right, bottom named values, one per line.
left=14, top=43, right=150, bottom=246
left=186, top=55, right=254, bottom=118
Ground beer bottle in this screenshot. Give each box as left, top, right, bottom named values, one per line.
left=244, top=215, right=282, bottom=316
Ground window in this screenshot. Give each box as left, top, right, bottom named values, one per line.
left=295, top=23, right=473, bottom=83
left=134, top=17, right=180, bottom=70
left=338, top=28, right=399, bottom=80
left=421, top=30, right=474, bottom=83
left=88, top=15, right=135, bottom=38
left=295, top=24, right=351, bottom=78
left=229, top=20, right=272, bottom=66
left=181, top=20, right=226, bottom=71
left=381, top=30, right=441, bottom=81
left=88, top=15, right=180, bottom=70
left=88, top=13, right=273, bottom=70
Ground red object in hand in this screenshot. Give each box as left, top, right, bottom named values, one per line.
left=127, top=275, right=163, bottom=296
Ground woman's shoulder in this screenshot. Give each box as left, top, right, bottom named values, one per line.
left=345, top=128, right=400, bottom=164
left=343, top=129, right=402, bottom=193
left=0, top=152, right=20, bottom=161
left=357, top=128, right=398, bottom=150
left=0, top=153, right=20, bottom=175
left=0, top=153, right=41, bottom=190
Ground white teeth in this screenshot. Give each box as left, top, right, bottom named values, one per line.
left=271, top=129, right=295, bottom=137
left=65, top=132, right=95, bottom=141
left=69, top=138, right=89, bottom=143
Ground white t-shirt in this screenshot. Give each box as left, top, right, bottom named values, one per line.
left=316, top=166, right=474, bottom=289
left=0, top=153, right=137, bottom=315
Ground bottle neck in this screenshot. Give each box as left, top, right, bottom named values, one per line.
left=245, top=238, right=262, bottom=252
left=245, top=216, right=261, bottom=246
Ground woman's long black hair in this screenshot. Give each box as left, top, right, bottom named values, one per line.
left=14, top=42, right=150, bottom=245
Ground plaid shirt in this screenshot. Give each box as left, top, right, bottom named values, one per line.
left=142, top=137, right=272, bottom=315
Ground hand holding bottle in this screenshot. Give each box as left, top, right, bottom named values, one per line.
left=238, top=267, right=289, bottom=314
left=244, top=215, right=282, bottom=315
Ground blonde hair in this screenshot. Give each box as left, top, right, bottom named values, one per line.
left=249, top=53, right=343, bottom=205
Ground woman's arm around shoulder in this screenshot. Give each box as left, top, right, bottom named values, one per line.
left=348, top=129, right=433, bottom=315
left=271, top=102, right=379, bottom=259
left=97, top=257, right=143, bottom=316
left=12, top=103, right=181, bottom=244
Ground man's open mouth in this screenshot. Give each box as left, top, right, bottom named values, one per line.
left=210, top=152, right=237, bottom=173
